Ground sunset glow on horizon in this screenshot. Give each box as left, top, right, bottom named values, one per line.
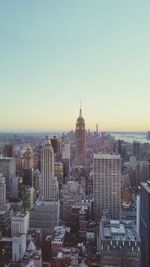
left=0, top=0, right=150, bottom=132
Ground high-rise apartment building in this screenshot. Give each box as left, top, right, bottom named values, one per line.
left=93, top=153, right=121, bottom=220
left=140, top=181, right=150, bottom=267
left=75, top=108, right=86, bottom=166
left=41, top=138, right=58, bottom=200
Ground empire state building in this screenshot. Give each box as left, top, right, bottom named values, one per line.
left=75, top=108, right=86, bottom=166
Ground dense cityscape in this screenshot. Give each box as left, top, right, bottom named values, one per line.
left=0, top=108, right=150, bottom=266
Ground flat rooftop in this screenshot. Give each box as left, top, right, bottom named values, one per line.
left=52, top=226, right=66, bottom=243
left=101, top=219, right=140, bottom=242
left=93, top=153, right=121, bottom=160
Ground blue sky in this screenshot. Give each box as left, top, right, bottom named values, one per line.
left=0, top=0, right=150, bottom=131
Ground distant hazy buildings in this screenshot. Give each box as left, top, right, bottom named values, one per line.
left=93, top=153, right=121, bottom=220
left=140, top=181, right=150, bottom=267
left=75, top=108, right=86, bottom=166
left=3, top=144, right=13, bottom=157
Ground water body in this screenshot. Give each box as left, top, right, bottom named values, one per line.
left=110, top=132, right=150, bottom=143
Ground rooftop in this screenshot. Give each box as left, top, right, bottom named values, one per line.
left=101, top=219, right=140, bottom=242
left=93, top=153, right=121, bottom=160
left=52, top=226, right=66, bottom=244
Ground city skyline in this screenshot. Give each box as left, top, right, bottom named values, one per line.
left=0, top=0, right=150, bottom=131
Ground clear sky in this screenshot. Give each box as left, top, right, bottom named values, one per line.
left=0, top=0, right=150, bottom=132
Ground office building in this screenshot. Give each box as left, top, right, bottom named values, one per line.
left=22, top=186, right=34, bottom=210
left=51, top=226, right=66, bottom=257
left=30, top=199, right=60, bottom=235
left=12, top=234, right=26, bottom=261
left=23, top=147, right=34, bottom=187
left=41, top=138, right=59, bottom=200
left=98, top=219, right=141, bottom=267
left=11, top=211, right=29, bottom=237
left=0, top=209, right=11, bottom=236
left=140, top=181, right=150, bottom=267
left=75, top=108, right=86, bottom=166
left=93, top=153, right=121, bottom=220
left=0, top=237, right=12, bottom=266
left=0, top=173, right=6, bottom=205
left=0, top=157, right=16, bottom=193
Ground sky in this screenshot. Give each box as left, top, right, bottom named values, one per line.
left=0, top=0, right=150, bottom=132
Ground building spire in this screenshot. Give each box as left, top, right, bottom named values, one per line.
left=79, top=101, right=82, bottom=117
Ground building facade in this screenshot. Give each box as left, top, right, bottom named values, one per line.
left=41, top=138, right=58, bottom=200
left=140, top=181, right=150, bottom=267
left=23, top=147, right=34, bottom=187
left=0, top=173, right=6, bottom=205
left=93, top=153, right=121, bottom=220
left=98, top=219, right=141, bottom=267
left=11, top=211, right=29, bottom=237
left=75, top=108, right=86, bottom=166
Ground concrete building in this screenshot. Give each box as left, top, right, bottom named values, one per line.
left=53, top=247, right=79, bottom=267
left=11, top=211, right=29, bottom=237
left=12, top=234, right=26, bottom=261
left=22, top=186, right=34, bottom=210
left=75, top=108, right=86, bottom=166
left=30, top=199, right=60, bottom=235
left=9, top=176, right=19, bottom=199
left=22, top=238, right=42, bottom=267
left=62, top=139, right=70, bottom=160
left=0, top=173, right=6, bottom=205
left=54, top=161, right=64, bottom=189
left=23, top=147, right=34, bottom=187
left=30, top=138, right=60, bottom=235
left=0, top=157, right=16, bottom=194
left=0, top=208, right=11, bottom=236
left=98, top=219, right=141, bottom=267
left=93, top=153, right=121, bottom=220
left=140, top=181, right=150, bottom=267
left=41, top=138, right=59, bottom=200
left=62, top=139, right=70, bottom=179
left=0, top=237, right=12, bottom=266
left=60, top=181, right=83, bottom=223
left=3, top=144, right=13, bottom=157
left=51, top=226, right=66, bottom=257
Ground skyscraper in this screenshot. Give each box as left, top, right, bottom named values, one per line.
left=93, top=153, right=121, bottom=220
left=41, top=138, right=58, bottom=200
left=30, top=138, right=60, bottom=234
left=75, top=108, right=86, bottom=166
left=0, top=173, right=6, bottom=205
left=23, top=147, right=34, bottom=187
left=140, top=181, right=150, bottom=267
